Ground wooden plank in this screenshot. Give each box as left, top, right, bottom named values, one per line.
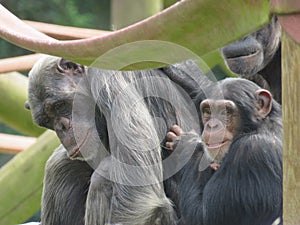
left=282, top=31, right=300, bottom=224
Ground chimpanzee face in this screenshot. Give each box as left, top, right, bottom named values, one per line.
left=199, top=78, right=274, bottom=164
left=25, top=56, right=87, bottom=159
left=200, top=99, right=241, bottom=163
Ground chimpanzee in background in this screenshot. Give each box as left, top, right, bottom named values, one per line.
left=166, top=78, right=282, bottom=225
left=221, top=16, right=282, bottom=103
left=25, top=56, right=209, bottom=225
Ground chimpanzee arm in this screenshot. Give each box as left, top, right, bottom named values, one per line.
left=85, top=156, right=113, bottom=225
left=179, top=151, right=215, bottom=225
left=162, top=60, right=212, bottom=99
left=85, top=155, right=178, bottom=225
left=165, top=126, right=213, bottom=225
left=41, top=145, right=93, bottom=225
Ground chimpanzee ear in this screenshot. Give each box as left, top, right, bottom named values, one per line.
left=255, top=89, right=272, bottom=118
left=57, top=58, right=85, bottom=75
left=24, top=101, right=30, bottom=110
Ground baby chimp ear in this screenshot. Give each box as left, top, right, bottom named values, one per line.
left=255, top=89, right=272, bottom=118
left=57, top=58, right=85, bottom=76
left=24, top=101, right=30, bottom=110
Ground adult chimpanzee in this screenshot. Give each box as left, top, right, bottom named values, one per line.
left=221, top=17, right=282, bottom=103
left=26, top=56, right=208, bottom=225
left=166, top=78, right=282, bottom=225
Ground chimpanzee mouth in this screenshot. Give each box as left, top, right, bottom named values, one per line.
left=206, top=140, right=229, bottom=150
left=70, top=130, right=90, bottom=158
left=226, top=50, right=260, bottom=60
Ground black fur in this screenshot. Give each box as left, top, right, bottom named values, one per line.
left=179, top=78, right=282, bottom=225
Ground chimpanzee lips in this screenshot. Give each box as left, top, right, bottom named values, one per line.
left=206, top=140, right=228, bottom=150
left=225, top=50, right=263, bottom=75
left=70, top=130, right=90, bottom=158
left=70, top=147, right=81, bottom=158
left=226, top=49, right=260, bottom=60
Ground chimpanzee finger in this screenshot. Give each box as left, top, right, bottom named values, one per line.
left=170, top=124, right=183, bottom=136
left=165, top=141, right=174, bottom=151
left=166, top=131, right=177, bottom=141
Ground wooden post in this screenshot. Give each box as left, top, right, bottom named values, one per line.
left=282, top=31, right=300, bottom=224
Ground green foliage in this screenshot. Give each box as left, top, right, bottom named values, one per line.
left=0, top=122, right=21, bottom=135
left=1, top=0, right=110, bottom=29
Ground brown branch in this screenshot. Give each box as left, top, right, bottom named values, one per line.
left=0, top=133, right=36, bottom=154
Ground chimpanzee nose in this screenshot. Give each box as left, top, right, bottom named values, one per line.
left=55, top=117, right=71, bottom=132
left=207, top=118, right=220, bottom=129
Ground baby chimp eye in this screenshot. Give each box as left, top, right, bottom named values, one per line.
left=220, top=110, right=227, bottom=116
left=202, top=107, right=211, bottom=115
left=201, top=107, right=211, bottom=123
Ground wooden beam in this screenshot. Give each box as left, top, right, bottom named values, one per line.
left=0, top=53, right=43, bottom=74
left=0, top=133, right=36, bottom=154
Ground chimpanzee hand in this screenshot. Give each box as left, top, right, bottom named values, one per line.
left=165, top=125, right=202, bottom=151
left=165, top=125, right=183, bottom=151
left=165, top=125, right=220, bottom=171
left=165, top=125, right=203, bottom=157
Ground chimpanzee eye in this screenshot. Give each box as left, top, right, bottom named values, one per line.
left=54, top=101, right=65, bottom=111
left=202, top=107, right=211, bottom=115
left=220, top=109, right=233, bottom=125
left=201, top=107, right=211, bottom=123
left=220, top=110, right=227, bottom=116
left=38, top=116, right=53, bottom=129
